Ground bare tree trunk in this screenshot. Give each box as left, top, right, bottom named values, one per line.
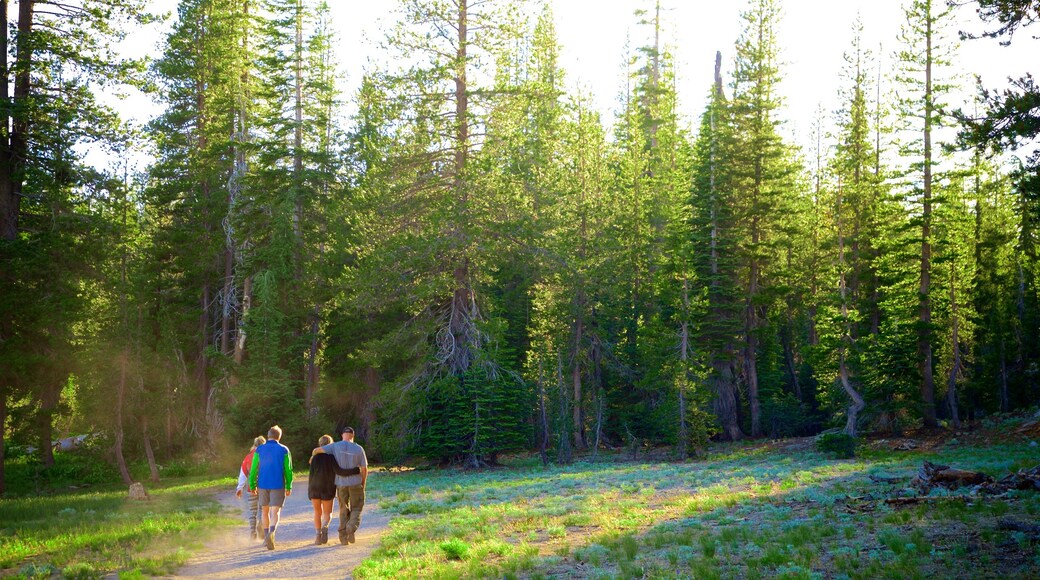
left=0, top=385, right=6, bottom=495
left=713, top=359, right=744, bottom=441
left=919, top=8, right=938, bottom=429
left=947, top=264, right=962, bottom=428
left=115, top=352, right=134, bottom=485
left=304, top=306, right=320, bottom=414
left=37, top=381, right=57, bottom=468
left=838, top=182, right=866, bottom=436
left=234, top=275, right=251, bottom=367
left=198, top=285, right=213, bottom=442
left=999, top=340, right=1009, bottom=413
left=678, top=276, right=693, bottom=459
left=592, top=388, right=605, bottom=459
left=0, top=0, right=32, bottom=241
left=537, top=359, right=548, bottom=467
left=571, top=309, right=584, bottom=449
left=141, top=415, right=160, bottom=483
left=556, top=350, right=571, bottom=464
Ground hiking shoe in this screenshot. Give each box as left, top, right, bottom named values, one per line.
left=320, top=526, right=329, bottom=545
left=315, top=531, right=322, bottom=545
left=265, top=531, right=275, bottom=551
left=339, top=533, right=349, bottom=545
left=347, top=531, right=356, bottom=544
left=250, top=530, right=258, bottom=540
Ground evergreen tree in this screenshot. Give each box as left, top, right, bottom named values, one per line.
left=892, top=0, right=961, bottom=428
left=0, top=0, right=152, bottom=489
left=727, top=0, right=801, bottom=437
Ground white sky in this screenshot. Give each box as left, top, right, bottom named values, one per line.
left=118, top=0, right=1038, bottom=158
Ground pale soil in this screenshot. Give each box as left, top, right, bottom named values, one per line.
left=172, top=477, right=390, bottom=580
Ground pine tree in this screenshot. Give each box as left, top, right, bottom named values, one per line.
left=0, top=0, right=151, bottom=488
left=347, top=0, right=531, bottom=466
left=892, top=0, right=961, bottom=428
left=727, top=0, right=800, bottom=437
left=691, top=52, right=744, bottom=441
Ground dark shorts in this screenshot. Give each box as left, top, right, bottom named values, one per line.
left=258, top=488, right=286, bottom=507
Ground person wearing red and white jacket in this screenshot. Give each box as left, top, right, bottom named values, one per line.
left=235, top=435, right=266, bottom=539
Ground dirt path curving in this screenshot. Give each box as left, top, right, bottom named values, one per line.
left=173, top=477, right=389, bottom=580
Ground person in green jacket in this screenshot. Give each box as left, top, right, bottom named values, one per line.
left=249, top=425, right=293, bottom=550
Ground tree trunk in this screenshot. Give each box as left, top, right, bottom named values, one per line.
left=1000, top=340, right=1009, bottom=413
left=141, top=415, right=159, bottom=483
left=746, top=308, right=760, bottom=437
left=448, top=0, right=475, bottom=379
left=571, top=308, right=584, bottom=449
left=838, top=183, right=866, bottom=436
left=304, top=306, right=320, bottom=415
left=712, top=358, right=744, bottom=441
left=0, top=0, right=32, bottom=241
left=678, top=320, right=690, bottom=459
left=0, top=385, right=6, bottom=495
left=114, top=352, right=133, bottom=486
left=537, top=359, right=548, bottom=467
left=37, top=381, right=57, bottom=468
left=197, top=284, right=215, bottom=446
left=556, top=350, right=571, bottom=463
left=947, top=264, right=962, bottom=428
left=919, top=6, right=938, bottom=429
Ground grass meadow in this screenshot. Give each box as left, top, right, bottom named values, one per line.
left=2, top=414, right=1039, bottom=579
left=356, top=418, right=1040, bottom=579
left=0, top=476, right=237, bottom=579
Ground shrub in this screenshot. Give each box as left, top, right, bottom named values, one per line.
left=815, top=432, right=856, bottom=459
left=440, top=538, right=469, bottom=560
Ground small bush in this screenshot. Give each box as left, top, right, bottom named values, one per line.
left=440, top=538, right=469, bottom=560
left=815, top=432, right=856, bottom=458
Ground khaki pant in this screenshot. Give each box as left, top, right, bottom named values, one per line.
left=336, top=484, right=365, bottom=541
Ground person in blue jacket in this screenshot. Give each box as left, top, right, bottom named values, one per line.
left=249, top=425, right=293, bottom=550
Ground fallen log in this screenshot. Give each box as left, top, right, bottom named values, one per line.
left=912, top=461, right=992, bottom=491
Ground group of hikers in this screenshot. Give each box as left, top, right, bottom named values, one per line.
left=234, top=424, right=368, bottom=550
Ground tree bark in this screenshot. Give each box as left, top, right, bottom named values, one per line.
left=537, top=359, right=548, bottom=467
left=304, top=306, right=320, bottom=414
left=919, top=4, right=938, bottom=429
left=571, top=308, right=584, bottom=449
left=712, top=359, right=744, bottom=441
left=114, top=352, right=133, bottom=486
left=0, top=0, right=32, bottom=241
left=838, top=183, right=866, bottom=436
left=0, top=385, right=6, bottom=495
left=141, top=415, right=160, bottom=483
left=448, top=0, right=474, bottom=378
left=678, top=281, right=691, bottom=459
left=947, top=264, right=962, bottom=428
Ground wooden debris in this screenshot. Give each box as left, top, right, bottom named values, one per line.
left=893, top=440, right=919, bottom=451
left=911, top=461, right=992, bottom=492
left=884, top=496, right=967, bottom=506
left=979, top=465, right=1040, bottom=494
left=997, top=517, right=1040, bottom=537
left=869, top=474, right=904, bottom=484
left=907, top=462, right=1040, bottom=495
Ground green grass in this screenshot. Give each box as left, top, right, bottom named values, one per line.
left=353, top=433, right=1040, bottom=579
left=0, top=475, right=238, bottom=578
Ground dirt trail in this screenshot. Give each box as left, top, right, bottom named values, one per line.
left=173, top=477, right=389, bottom=580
